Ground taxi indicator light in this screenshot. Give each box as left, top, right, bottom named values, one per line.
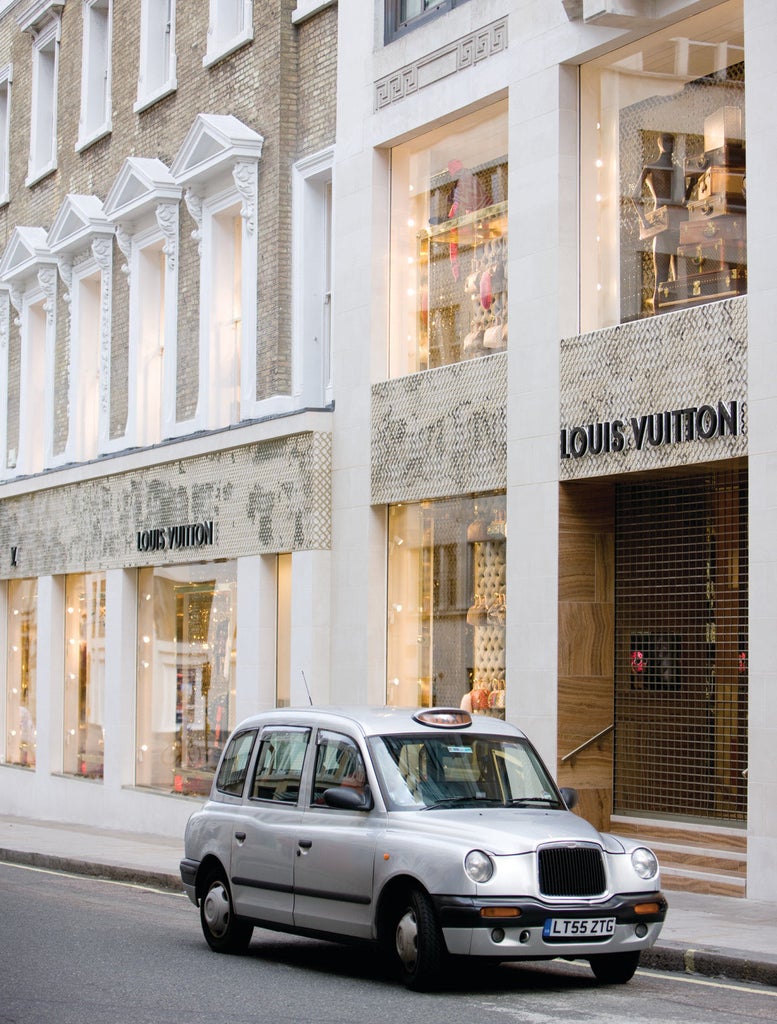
left=413, top=708, right=473, bottom=729
left=480, top=907, right=521, bottom=919
left=634, top=902, right=661, bottom=915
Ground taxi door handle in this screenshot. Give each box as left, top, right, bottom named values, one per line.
left=297, top=839, right=313, bottom=856
left=235, top=831, right=246, bottom=844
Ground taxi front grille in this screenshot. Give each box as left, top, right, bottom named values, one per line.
left=538, top=845, right=606, bottom=897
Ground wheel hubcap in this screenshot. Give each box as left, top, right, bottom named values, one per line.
left=203, top=881, right=231, bottom=939
left=395, top=908, right=418, bottom=972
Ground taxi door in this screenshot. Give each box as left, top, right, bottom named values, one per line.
left=229, top=726, right=310, bottom=926
left=292, top=729, right=384, bottom=939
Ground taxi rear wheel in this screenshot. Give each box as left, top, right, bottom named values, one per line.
left=589, top=950, right=641, bottom=984
left=393, top=887, right=447, bottom=991
left=199, top=868, right=253, bottom=954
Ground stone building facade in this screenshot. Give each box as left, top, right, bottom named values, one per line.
left=3, top=0, right=777, bottom=907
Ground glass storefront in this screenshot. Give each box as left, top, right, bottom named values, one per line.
left=63, top=573, right=106, bottom=779
left=580, top=0, right=745, bottom=330
left=5, top=579, right=38, bottom=767
left=136, top=562, right=237, bottom=796
left=389, top=101, right=508, bottom=377
left=387, top=493, right=506, bottom=716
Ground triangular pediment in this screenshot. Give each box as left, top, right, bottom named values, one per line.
left=0, top=225, right=54, bottom=284
left=48, top=194, right=113, bottom=255
left=103, top=157, right=181, bottom=224
left=171, top=113, right=264, bottom=187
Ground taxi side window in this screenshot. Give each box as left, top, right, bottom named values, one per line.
left=216, top=730, right=257, bottom=796
left=312, top=731, right=367, bottom=805
left=250, top=728, right=310, bottom=803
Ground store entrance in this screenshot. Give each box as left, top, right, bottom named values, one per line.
left=613, top=468, right=748, bottom=824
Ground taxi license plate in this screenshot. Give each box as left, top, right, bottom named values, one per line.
left=543, top=917, right=616, bottom=939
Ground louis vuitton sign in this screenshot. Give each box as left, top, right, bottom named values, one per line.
left=560, top=400, right=739, bottom=461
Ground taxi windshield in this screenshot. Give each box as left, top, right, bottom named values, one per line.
left=368, top=732, right=563, bottom=811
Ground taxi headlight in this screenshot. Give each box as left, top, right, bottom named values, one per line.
left=631, top=847, right=658, bottom=880
left=464, top=849, right=494, bottom=883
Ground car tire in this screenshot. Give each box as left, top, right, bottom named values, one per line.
left=393, top=887, right=448, bottom=991
left=589, top=950, right=641, bottom=984
left=199, top=869, right=253, bottom=954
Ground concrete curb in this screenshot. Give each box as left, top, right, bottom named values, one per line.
left=0, top=847, right=183, bottom=894
left=642, top=941, right=777, bottom=988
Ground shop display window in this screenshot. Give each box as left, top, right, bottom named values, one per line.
left=580, top=0, right=745, bottom=331
left=387, top=493, right=506, bottom=717
left=5, top=579, right=37, bottom=768
left=389, top=101, right=508, bottom=377
left=136, top=562, right=237, bottom=796
left=63, top=573, right=106, bottom=779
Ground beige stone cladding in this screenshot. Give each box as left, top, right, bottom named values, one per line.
left=0, top=0, right=338, bottom=461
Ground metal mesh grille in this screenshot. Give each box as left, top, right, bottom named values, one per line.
left=538, top=845, right=607, bottom=897
left=614, top=469, right=747, bottom=822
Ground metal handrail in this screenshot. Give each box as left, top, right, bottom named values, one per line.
left=561, top=724, right=614, bottom=764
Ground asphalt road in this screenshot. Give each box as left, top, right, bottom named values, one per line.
left=1, top=862, right=776, bottom=1024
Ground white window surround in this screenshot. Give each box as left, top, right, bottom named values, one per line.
left=77, top=0, right=112, bottom=152
left=135, top=0, right=177, bottom=114
left=19, top=2, right=64, bottom=187
left=103, top=157, right=181, bottom=448
left=170, top=113, right=265, bottom=429
left=0, top=225, right=58, bottom=476
left=291, top=0, right=336, bottom=25
left=204, top=0, right=253, bottom=67
left=0, top=289, right=10, bottom=479
left=0, top=64, right=12, bottom=206
left=47, top=193, right=114, bottom=463
left=292, top=147, right=334, bottom=409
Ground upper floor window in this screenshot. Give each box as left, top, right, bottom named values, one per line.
left=171, top=113, right=263, bottom=430
left=0, top=64, right=11, bottom=205
left=385, top=0, right=469, bottom=43
left=25, top=12, right=61, bottom=185
left=103, top=157, right=181, bottom=449
left=136, top=0, right=176, bottom=112
left=204, top=0, right=253, bottom=67
left=389, top=100, right=508, bottom=378
left=580, top=0, right=745, bottom=331
left=48, top=194, right=115, bottom=462
left=77, top=0, right=112, bottom=150
left=292, top=148, right=333, bottom=407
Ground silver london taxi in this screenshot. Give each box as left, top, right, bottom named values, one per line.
left=180, top=706, right=667, bottom=990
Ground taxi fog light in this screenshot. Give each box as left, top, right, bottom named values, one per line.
left=491, top=928, right=505, bottom=943
left=635, top=923, right=648, bottom=938
left=465, top=850, right=494, bottom=883
left=631, top=847, right=658, bottom=880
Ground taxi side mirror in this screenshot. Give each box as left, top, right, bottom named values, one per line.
left=559, top=787, right=578, bottom=810
left=323, top=786, right=374, bottom=811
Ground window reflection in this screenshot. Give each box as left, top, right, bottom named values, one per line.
left=63, top=573, right=106, bottom=779
left=5, top=579, right=37, bottom=768
left=136, top=562, right=237, bottom=796
left=580, top=0, right=745, bottom=329
left=389, top=101, right=508, bottom=376
left=387, top=494, right=506, bottom=717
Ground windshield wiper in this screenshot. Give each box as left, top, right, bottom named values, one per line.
left=508, top=797, right=559, bottom=808
left=420, top=795, right=502, bottom=810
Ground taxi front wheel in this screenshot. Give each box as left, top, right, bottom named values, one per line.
left=589, top=950, right=641, bottom=984
left=394, top=887, right=448, bottom=991
left=200, top=869, right=253, bottom=954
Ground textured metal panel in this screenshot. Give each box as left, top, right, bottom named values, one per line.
left=560, top=297, right=747, bottom=480
left=371, top=353, right=507, bottom=504
left=0, top=431, right=331, bottom=579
